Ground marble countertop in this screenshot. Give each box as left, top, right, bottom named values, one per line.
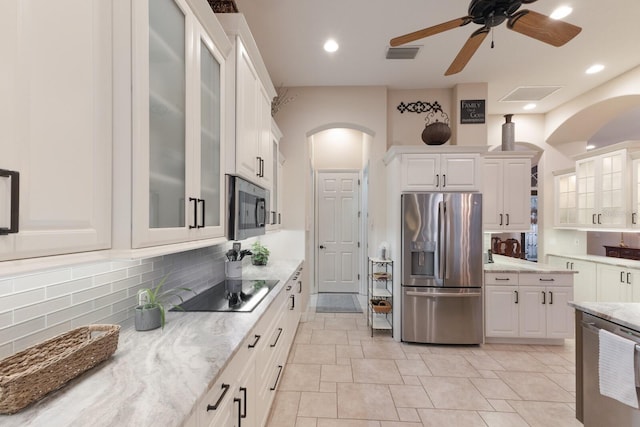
left=570, top=302, right=640, bottom=332
left=547, top=253, right=640, bottom=269
left=484, top=255, right=576, bottom=274
left=0, top=259, right=303, bottom=427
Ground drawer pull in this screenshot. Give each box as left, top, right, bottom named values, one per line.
left=271, top=328, right=283, bottom=347
left=286, top=285, right=292, bottom=291
left=539, top=278, right=555, bottom=282
left=248, top=334, right=261, bottom=349
left=270, top=365, right=284, bottom=391
left=495, top=277, right=510, bottom=281
left=206, top=383, right=230, bottom=411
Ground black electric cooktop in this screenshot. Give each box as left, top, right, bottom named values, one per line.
left=174, top=279, right=279, bottom=312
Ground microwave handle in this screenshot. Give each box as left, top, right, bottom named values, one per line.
left=256, top=198, right=266, bottom=227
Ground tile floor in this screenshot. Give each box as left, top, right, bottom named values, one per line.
left=266, top=295, right=581, bottom=427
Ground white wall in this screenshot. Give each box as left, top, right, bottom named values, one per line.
left=311, top=128, right=364, bottom=170
left=387, top=88, right=452, bottom=146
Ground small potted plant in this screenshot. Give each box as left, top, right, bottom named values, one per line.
left=251, top=241, right=270, bottom=266
left=134, top=274, right=193, bottom=331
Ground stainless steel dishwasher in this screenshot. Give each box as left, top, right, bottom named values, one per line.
left=581, top=312, right=640, bottom=426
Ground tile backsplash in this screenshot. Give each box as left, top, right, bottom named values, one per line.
left=0, top=244, right=229, bottom=359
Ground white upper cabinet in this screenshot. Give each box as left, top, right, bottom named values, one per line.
left=0, top=0, right=112, bottom=261
left=482, top=155, right=531, bottom=232
left=401, top=153, right=480, bottom=191
left=130, top=0, right=226, bottom=248
left=632, top=157, right=640, bottom=228
left=553, top=170, right=578, bottom=228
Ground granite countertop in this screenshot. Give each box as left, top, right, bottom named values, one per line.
left=547, top=253, right=640, bottom=269
left=0, top=259, right=303, bottom=427
left=570, top=302, right=640, bottom=332
left=484, top=255, right=576, bottom=274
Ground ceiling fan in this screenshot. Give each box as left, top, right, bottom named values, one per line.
left=390, top=0, right=582, bottom=76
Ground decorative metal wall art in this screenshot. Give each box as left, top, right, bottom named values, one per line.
left=397, top=101, right=443, bottom=114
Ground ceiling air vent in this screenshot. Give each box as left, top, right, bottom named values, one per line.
left=386, top=46, right=420, bottom=60
left=500, top=86, right=563, bottom=102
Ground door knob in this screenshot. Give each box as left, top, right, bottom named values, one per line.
left=319, top=245, right=325, bottom=249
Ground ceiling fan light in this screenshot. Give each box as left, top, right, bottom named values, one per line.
left=323, top=39, right=339, bottom=53
left=550, top=6, right=573, bottom=20
left=586, top=64, right=605, bottom=74
left=523, top=103, right=537, bottom=110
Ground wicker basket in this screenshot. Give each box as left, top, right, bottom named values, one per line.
left=370, top=299, right=392, bottom=314
left=0, top=324, right=120, bottom=414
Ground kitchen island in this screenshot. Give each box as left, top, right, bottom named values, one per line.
left=0, top=259, right=303, bottom=427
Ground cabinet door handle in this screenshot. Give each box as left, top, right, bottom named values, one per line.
left=0, top=169, right=19, bottom=235
left=592, top=214, right=597, bottom=224
left=633, top=212, right=638, bottom=225
left=198, top=198, right=205, bottom=228
left=621, top=271, right=625, bottom=283
left=278, top=213, right=281, bottom=224
left=271, top=328, right=283, bottom=347
left=248, top=334, right=261, bottom=348
left=240, top=387, right=247, bottom=418
left=206, top=383, right=230, bottom=411
left=260, top=158, right=265, bottom=177
left=514, top=290, right=519, bottom=304
left=541, top=291, right=546, bottom=304
left=549, top=291, right=553, bottom=305
left=189, top=197, right=198, bottom=229
left=270, top=365, right=284, bottom=391
left=505, top=214, right=510, bottom=226
left=566, top=261, right=570, bottom=269
left=290, top=294, right=295, bottom=310
left=442, top=174, right=446, bottom=188
left=256, top=156, right=261, bottom=177
left=234, top=398, right=242, bottom=427
left=628, top=272, right=632, bottom=284
left=571, top=262, right=574, bottom=270
left=286, top=285, right=292, bottom=291
left=436, top=174, right=440, bottom=188
left=499, top=214, right=503, bottom=226
left=597, top=213, right=602, bottom=225
left=298, top=280, right=302, bottom=293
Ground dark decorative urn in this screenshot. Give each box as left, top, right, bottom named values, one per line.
left=421, top=110, right=451, bottom=145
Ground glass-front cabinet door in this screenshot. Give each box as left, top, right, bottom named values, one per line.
left=632, top=158, right=640, bottom=229
left=554, top=171, right=577, bottom=227
left=132, top=0, right=225, bottom=248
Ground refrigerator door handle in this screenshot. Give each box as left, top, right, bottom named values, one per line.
left=438, top=201, right=445, bottom=280
left=405, top=291, right=482, bottom=298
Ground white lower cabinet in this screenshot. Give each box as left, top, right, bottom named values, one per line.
left=485, top=272, right=573, bottom=340
left=547, top=255, right=597, bottom=301
left=596, top=263, right=638, bottom=302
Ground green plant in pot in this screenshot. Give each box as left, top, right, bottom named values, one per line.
left=251, top=241, right=270, bottom=266
left=134, top=274, right=193, bottom=331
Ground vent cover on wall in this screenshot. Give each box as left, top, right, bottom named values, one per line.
left=500, top=86, right=563, bottom=102
left=386, top=46, right=420, bottom=60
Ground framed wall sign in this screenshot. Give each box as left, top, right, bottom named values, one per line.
left=460, top=99, right=485, bottom=124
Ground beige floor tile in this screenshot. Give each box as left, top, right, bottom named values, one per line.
left=298, top=392, right=337, bottom=418
left=266, top=391, right=301, bottom=427
left=485, top=351, right=548, bottom=372
left=311, top=329, right=350, bottom=345
left=477, top=370, right=499, bottom=379
left=401, top=343, right=431, bottom=354
left=336, top=344, right=364, bottom=359
left=320, top=381, right=337, bottom=392
left=478, top=411, right=529, bottom=427
left=497, top=371, right=575, bottom=402
left=428, top=345, right=479, bottom=355
left=508, top=400, right=583, bottom=427
left=463, top=354, right=505, bottom=371
left=487, top=399, right=515, bottom=412
left=396, top=407, right=421, bottom=422
left=528, top=351, right=573, bottom=366
left=379, top=422, right=423, bottom=427
left=405, top=353, right=422, bottom=360
left=394, top=359, right=431, bottom=376
left=352, top=359, right=404, bottom=384
left=544, top=372, right=576, bottom=392
left=295, top=332, right=313, bottom=344
left=389, top=384, right=434, bottom=408
left=297, top=417, right=318, bottom=427
left=420, top=354, right=481, bottom=378
left=317, top=419, right=381, bottom=427
left=402, top=375, right=421, bottom=385
left=348, top=330, right=374, bottom=344
left=419, top=376, right=493, bottom=411
left=324, top=318, right=359, bottom=330
left=321, top=364, right=353, bottom=383
left=293, top=344, right=337, bottom=365
left=337, top=357, right=351, bottom=365
left=336, top=383, right=399, bottom=421
left=280, top=364, right=321, bottom=392
left=470, top=378, right=520, bottom=400
left=416, top=408, right=487, bottom=426
left=361, top=342, right=406, bottom=359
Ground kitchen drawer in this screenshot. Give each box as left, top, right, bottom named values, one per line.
left=518, top=273, right=573, bottom=287
left=485, top=272, right=519, bottom=285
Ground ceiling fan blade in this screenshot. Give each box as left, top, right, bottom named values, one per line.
left=445, top=27, right=489, bottom=76
left=390, top=16, right=472, bottom=47
left=508, top=10, right=582, bottom=47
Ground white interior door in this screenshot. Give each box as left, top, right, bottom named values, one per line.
left=317, top=171, right=360, bottom=293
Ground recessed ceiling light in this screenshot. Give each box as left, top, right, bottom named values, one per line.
left=550, top=6, right=573, bottom=20
left=523, top=103, right=537, bottom=110
left=586, top=64, right=605, bottom=74
left=323, top=39, right=339, bottom=53
left=586, top=144, right=596, bottom=150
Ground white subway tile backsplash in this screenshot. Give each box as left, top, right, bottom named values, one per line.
left=94, top=289, right=128, bottom=309
left=0, top=289, right=46, bottom=312
left=0, top=342, right=13, bottom=359
left=47, top=277, right=93, bottom=299
left=0, top=279, right=13, bottom=296
left=71, top=306, right=112, bottom=328
left=113, top=295, right=137, bottom=313
left=13, top=269, right=72, bottom=290
left=0, top=316, right=46, bottom=345
left=72, top=262, right=113, bottom=279
left=127, top=263, right=153, bottom=277
left=47, top=301, right=94, bottom=326
left=0, top=311, right=13, bottom=328
left=14, top=296, right=71, bottom=324
left=14, top=321, right=72, bottom=354
left=110, top=259, right=141, bottom=270
left=112, top=276, right=141, bottom=292
left=72, top=283, right=112, bottom=305
left=94, top=269, right=128, bottom=286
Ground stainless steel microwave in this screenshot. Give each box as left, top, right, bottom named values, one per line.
left=226, top=175, right=269, bottom=241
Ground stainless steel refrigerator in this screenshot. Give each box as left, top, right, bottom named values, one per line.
left=401, top=192, right=483, bottom=344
